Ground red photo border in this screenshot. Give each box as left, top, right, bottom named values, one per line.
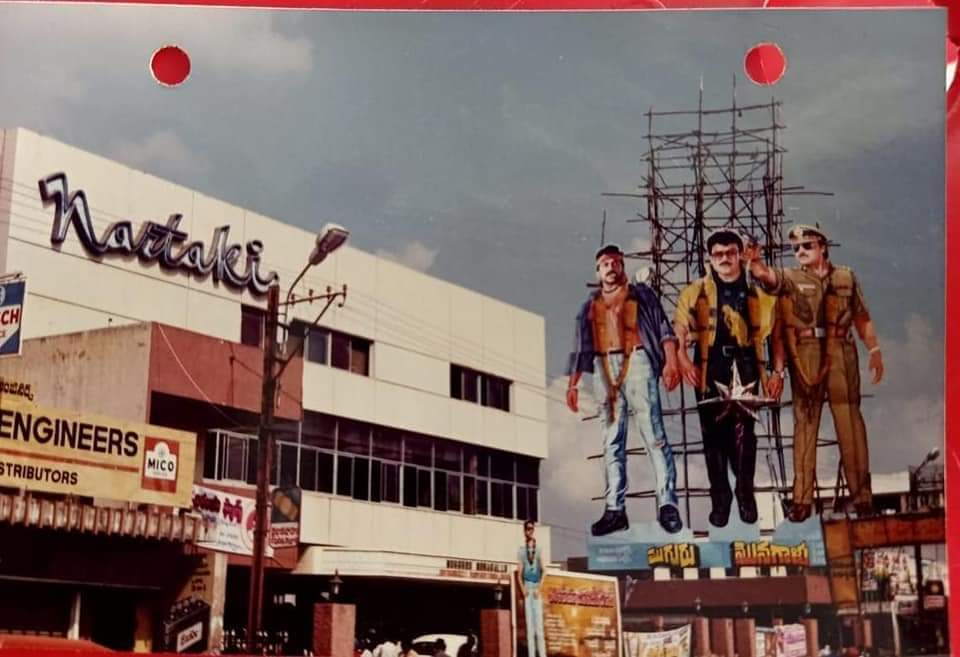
left=6, top=0, right=958, bottom=653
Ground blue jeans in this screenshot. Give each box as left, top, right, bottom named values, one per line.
left=523, top=582, right=547, bottom=657
left=592, top=350, right=678, bottom=512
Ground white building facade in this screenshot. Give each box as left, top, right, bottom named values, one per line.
left=0, top=127, right=550, bottom=647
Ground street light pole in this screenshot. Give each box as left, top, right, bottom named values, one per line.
left=247, top=283, right=281, bottom=651
left=245, top=223, right=350, bottom=651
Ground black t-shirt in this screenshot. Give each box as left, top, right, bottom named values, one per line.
left=714, top=270, right=749, bottom=348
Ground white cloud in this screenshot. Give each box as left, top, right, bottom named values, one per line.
left=108, top=130, right=210, bottom=176
left=376, top=241, right=438, bottom=272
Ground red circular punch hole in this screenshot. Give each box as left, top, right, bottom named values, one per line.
left=744, top=42, right=787, bottom=86
left=150, top=45, right=191, bottom=87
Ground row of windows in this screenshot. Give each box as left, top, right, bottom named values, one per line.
left=240, top=307, right=372, bottom=377
left=450, top=365, right=511, bottom=412
left=203, top=412, right=539, bottom=522
left=243, top=309, right=516, bottom=412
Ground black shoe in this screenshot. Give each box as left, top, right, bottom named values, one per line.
left=788, top=503, right=812, bottom=523
left=737, top=495, right=758, bottom=524
left=709, top=505, right=730, bottom=528
left=591, top=509, right=629, bottom=537
left=658, top=505, right=683, bottom=534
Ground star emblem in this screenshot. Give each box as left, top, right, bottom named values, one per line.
left=698, top=360, right=775, bottom=420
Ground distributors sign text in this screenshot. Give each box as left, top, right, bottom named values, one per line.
left=0, top=398, right=196, bottom=506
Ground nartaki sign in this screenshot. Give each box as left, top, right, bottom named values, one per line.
left=38, top=173, right=279, bottom=295
left=0, top=398, right=196, bottom=507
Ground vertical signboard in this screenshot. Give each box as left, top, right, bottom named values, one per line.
left=0, top=276, right=26, bottom=358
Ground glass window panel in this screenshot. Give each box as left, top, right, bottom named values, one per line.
left=403, top=466, right=417, bottom=508
left=308, top=327, right=330, bottom=365
left=491, top=451, right=514, bottom=481
left=246, top=442, right=258, bottom=485
left=517, top=487, right=529, bottom=523
left=240, top=306, right=264, bottom=347
left=463, top=447, right=488, bottom=476
left=417, top=468, right=432, bottom=507
left=225, top=436, right=246, bottom=481
left=383, top=463, right=400, bottom=503
left=476, top=479, right=488, bottom=515
left=302, top=412, right=336, bottom=449
left=434, top=471, right=448, bottom=512
left=463, top=369, right=479, bottom=403
left=372, top=428, right=403, bottom=462
left=278, top=443, right=298, bottom=487
left=317, top=452, right=334, bottom=493
left=350, top=339, right=370, bottom=376
left=287, top=320, right=307, bottom=359
left=516, top=457, right=540, bottom=486
left=331, top=332, right=350, bottom=370
left=491, top=482, right=503, bottom=518
left=404, top=435, right=432, bottom=467
left=337, top=455, right=353, bottom=496
left=450, top=366, right=463, bottom=400
left=435, top=442, right=461, bottom=472
left=202, top=433, right=217, bottom=479
left=353, top=458, right=370, bottom=501
left=463, top=477, right=476, bottom=515
left=371, top=460, right=382, bottom=503
left=529, top=488, right=538, bottom=522
left=299, top=449, right=318, bottom=492
left=338, top=419, right=370, bottom=455
left=447, top=474, right=461, bottom=512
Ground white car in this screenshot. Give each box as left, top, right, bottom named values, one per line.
left=412, top=634, right=471, bottom=657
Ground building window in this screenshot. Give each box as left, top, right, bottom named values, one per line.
left=517, top=486, right=538, bottom=522
left=204, top=420, right=540, bottom=524
left=290, top=321, right=331, bottom=365
left=490, top=481, right=514, bottom=519
left=451, top=365, right=511, bottom=412
left=241, top=305, right=266, bottom=347
left=331, top=332, right=371, bottom=376
left=289, top=322, right=371, bottom=375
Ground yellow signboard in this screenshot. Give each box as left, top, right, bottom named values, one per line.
left=0, top=398, right=196, bottom=507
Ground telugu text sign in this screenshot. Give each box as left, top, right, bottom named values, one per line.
left=0, top=398, right=195, bottom=506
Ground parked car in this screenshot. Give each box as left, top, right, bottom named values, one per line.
left=412, top=633, right=469, bottom=657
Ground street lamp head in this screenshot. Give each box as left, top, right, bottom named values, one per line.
left=494, top=579, right=504, bottom=604
left=310, top=223, right=350, bottom=266
left=925, top=447, right=941, bottom=464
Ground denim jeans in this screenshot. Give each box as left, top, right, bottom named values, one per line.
left=592, top=349, right=678, bottom=511
left=523, top=582, right=547, bottom=657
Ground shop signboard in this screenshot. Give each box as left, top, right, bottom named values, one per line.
left=192, top=484, right=273, bottom=558
left=513, top=570, right=620, bottom=657
left=0, top=397, right=195, bottom=506
left=0, top=276, right=26, bottom=358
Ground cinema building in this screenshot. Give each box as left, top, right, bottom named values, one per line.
left=0, top=127, right=550, bottom=652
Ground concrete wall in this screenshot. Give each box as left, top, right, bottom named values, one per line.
left=299, top=491, right=551, bottom=563
left=0, top=322, right=151, bottom=423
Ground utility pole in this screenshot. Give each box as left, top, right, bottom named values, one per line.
left=247, top=283, right=280, bottom=651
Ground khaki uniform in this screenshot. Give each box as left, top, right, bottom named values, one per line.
left=768, top=264, right=872, bottom=506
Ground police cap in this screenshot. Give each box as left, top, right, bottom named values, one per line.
left=788, top=224, right=828, bottom=242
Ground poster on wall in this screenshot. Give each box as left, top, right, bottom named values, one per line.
left=513, top=570, right=620, bottom=657
left=622, top=626, right=690, bottom=657
left=192, top=484, right=273, bottom=558
left=774, top=625, right=807, bottom=657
